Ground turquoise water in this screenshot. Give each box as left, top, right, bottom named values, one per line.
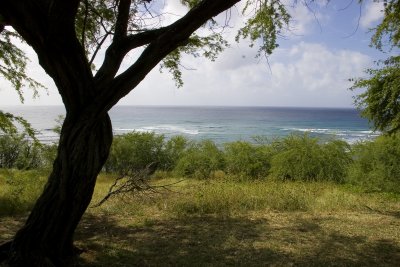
left=1, top=105, right=379, bottom=144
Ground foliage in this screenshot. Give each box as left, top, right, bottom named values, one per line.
left=352, top=0, right=400, bottom=134
left=0, top=29, right=44, bottom=102
left=1, top=0, right=292, bottom=92
left=0, top=110, right=37, bottom=141
left=236, top=0, right=290, bottom=57
left=174, top=139, right=224, bottom=179
left=0, top=133, right=42, bottom=170
left=162, top=135, right=189, bottom=171
left=347, top=134, right=400, bottom=193
left=40, top=144, right=58, bottom=170
left=370, top=0, right=400, bottom=51
left=352, top=56, right=400, bottom=133
left=224, top=141, right=271, bottom=179
left=270, top=134, right=351, bottom=182
left=105, top=131, right=165, bottom=174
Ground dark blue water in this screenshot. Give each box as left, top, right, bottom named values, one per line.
left=1, top=105, right=378, bottom=144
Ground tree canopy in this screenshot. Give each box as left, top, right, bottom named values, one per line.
left=352, top=0, right=400, bottom=134
left=0, top=0, right=290, bottom=101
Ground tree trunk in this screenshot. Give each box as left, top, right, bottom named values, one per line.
left=2, top=112, right=113, bottom=267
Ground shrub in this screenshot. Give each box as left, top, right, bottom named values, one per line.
left=224, top=141, right=271, bottom=179
left=105, top=131, right=165, bottom=174
left=270, top=134, right=351, bottom=182
left=40, top=143, right=58, bottom=169
left=174, top=140, right=224, bottom=179
left=320, top=140, right=352, bottom=181
left=347, top=134, right=400, bottom=193
left=0, top=134, right=22, bottom=168
left=0, top=133, right=42, bottom=170
left=162, top=135, right=189, bottom=171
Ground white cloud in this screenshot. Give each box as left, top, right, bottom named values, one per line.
left=361, top=0, right=384, bottom=29
left=1, top=39, right=371, bottom=108
left=117, top=41, right=371, bottom=108
left=265, top=42, right=371, bottom=106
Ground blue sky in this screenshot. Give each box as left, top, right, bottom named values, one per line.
left=0, top=0, right=387, bottom=108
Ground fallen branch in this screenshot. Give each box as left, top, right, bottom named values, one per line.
left=92, top=163, right=184, bottom=207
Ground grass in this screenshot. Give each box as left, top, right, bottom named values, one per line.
left=0, top=169, right=47, bottom=216
left=1, top=171, right=400, bottom=266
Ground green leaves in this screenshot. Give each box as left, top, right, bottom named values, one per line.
left=270, top=134, right=351, bottom=182
left=0, top=110, right=37, bottom=141
left=161, top=0, right=291, bottom=86
left=347, top=134, right=400, bottom=193
left=236, top=0, right=290, bottom=57
left=351, top=56, right=400, bottom=134
left=0, top=30, right=44, bottom=102
left=370, top=0, right=400, bottom=51
left=75, top=0, right=118, bottom=58
left=180, top=0, right=202, bottom=9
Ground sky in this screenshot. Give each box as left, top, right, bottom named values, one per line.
left=0, top=0, right=389, bottom=108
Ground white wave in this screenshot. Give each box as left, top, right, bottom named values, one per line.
left=144, top=125, right=199, bottom=135
left=281, top=127, right=381, bottom=142
left=114, top=125, right=199, bottom=135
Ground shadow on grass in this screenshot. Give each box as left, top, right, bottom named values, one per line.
left=76, top=214, right=400, bottom=267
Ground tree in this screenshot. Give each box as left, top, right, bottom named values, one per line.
left=0, top=0, right=290, bottom=266
left=351, top=0, right=400, bottom=134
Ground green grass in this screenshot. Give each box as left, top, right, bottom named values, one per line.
left=0, top=169, right=47, bottom=216
left=90, top=176, right=400, bottom=216
left=1, top=171, right=399, bottom=266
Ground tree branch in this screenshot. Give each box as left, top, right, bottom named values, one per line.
left=90, top=0, right=132, bottom=77
left=98, top=0, right=240, bottom=111
left=94, top=27, right=169, bottom=85
left=114, top=0, right=132, bottom=42
left=81, top=0, right=89, bottom=54
left=89, top=32, right=111, bottom=66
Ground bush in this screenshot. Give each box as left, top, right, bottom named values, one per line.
left=224, top=141, right=271, bottom=179
left=162, top=135, right=189, bottom=171
left=174, top=140, right=224, bottom=179
left=0, top=134, right=21, bottom=168
left=40, top=143, right=58, bottom=169
left=347, top=134, right=400, bottom=193
left=105, top=131, right=166, bottom=174
left=0, top=133, right=42, bottom=170
left=270, top=134, right=351, bottom=182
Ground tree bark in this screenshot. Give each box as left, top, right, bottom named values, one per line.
left=2, top=112, right=113, bottom=267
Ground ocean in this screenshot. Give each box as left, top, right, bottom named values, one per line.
left=1, top=105, right=379, bottom=144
